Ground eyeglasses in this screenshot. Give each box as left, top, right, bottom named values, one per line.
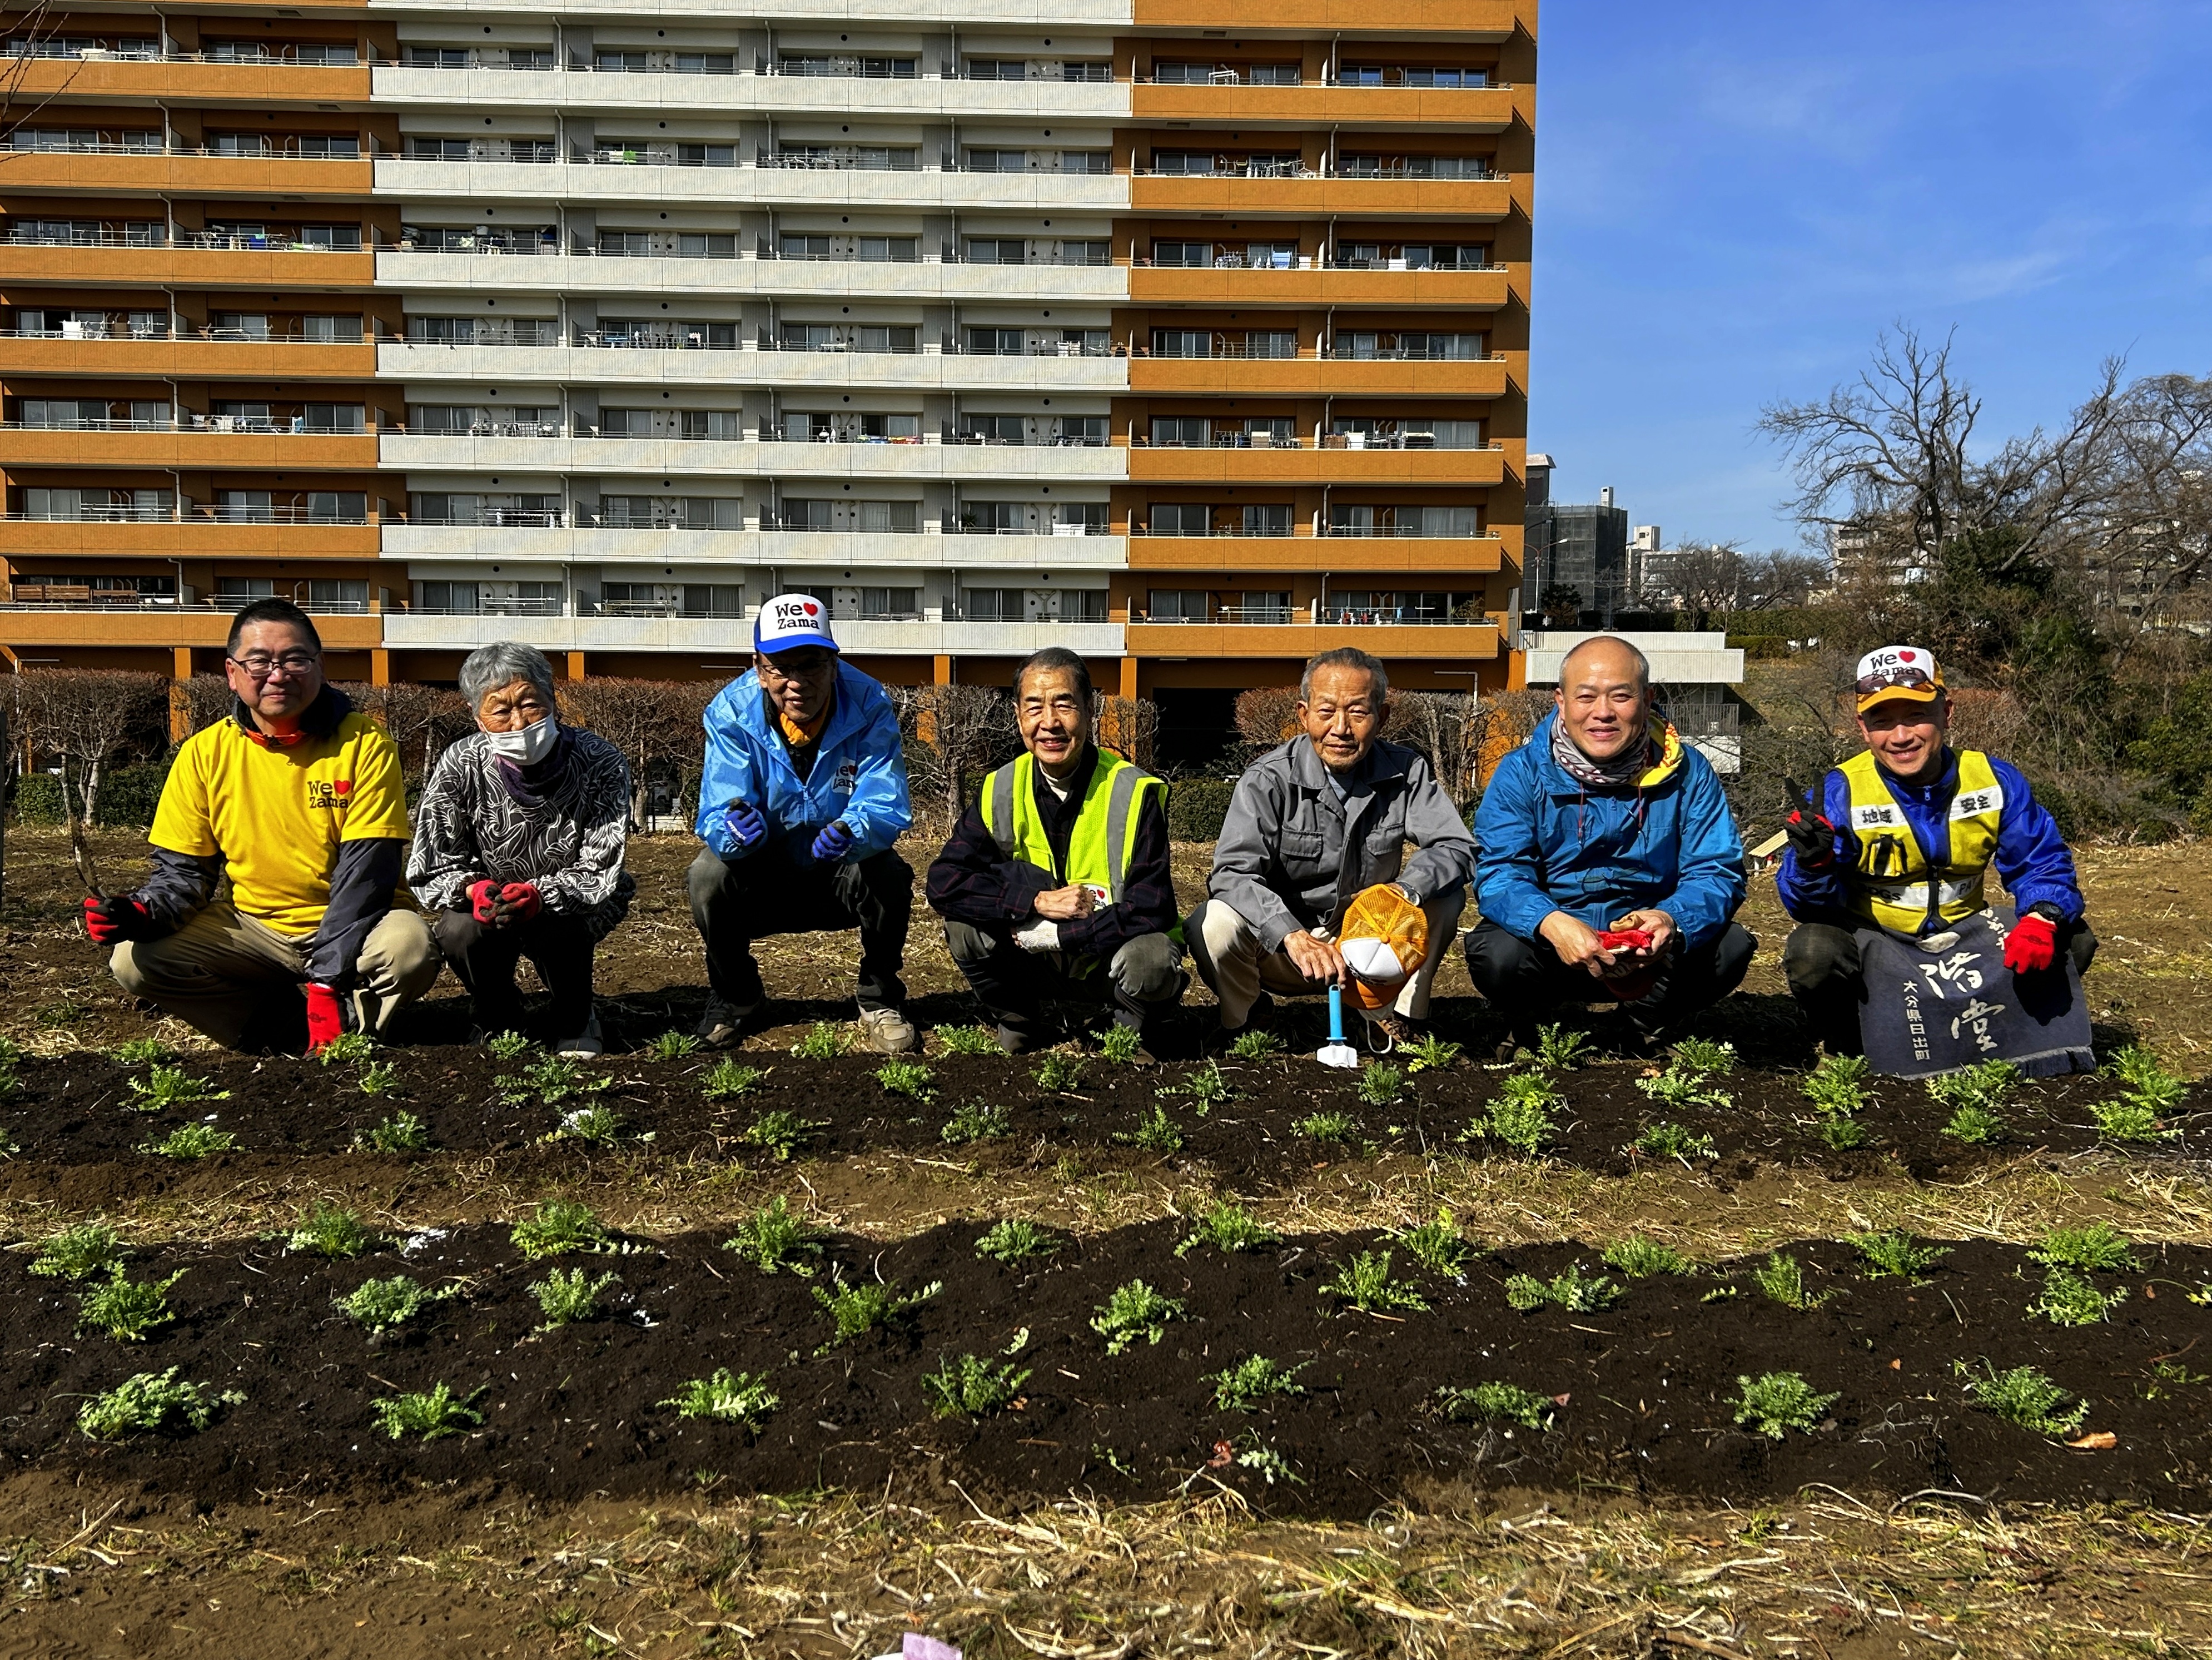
left=757, top=650, right=833, bottom=683
left=1855, top=665, right=1936, bottom=697
left=228, top=651, right=320, bottom=680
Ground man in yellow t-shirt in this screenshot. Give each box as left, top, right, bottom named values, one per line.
left=84, top=599, right=440, bottom=1050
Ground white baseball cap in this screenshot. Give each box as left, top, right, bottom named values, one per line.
left=1854, top=644, right=1943, bottom=713
left=754, top=592, right=838, bottom=654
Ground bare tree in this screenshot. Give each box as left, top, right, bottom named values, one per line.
left=892, top=684, right=1016, bottom=824
left=1232, top=686, right=1300, bottom=763
left=1390, top=691, right=1481, bottom=805
left=338, top=680, right=471, bottom=782
left=13, top=669, right=170, bottom=823
left=1665, top=540, right=1830, bottom=629
left=559, top=677, right=710, bottom=828
left=1095, top=693, right=1159, bottom=768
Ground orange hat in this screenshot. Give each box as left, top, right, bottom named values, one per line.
left=1855, top=645, right=1944, bottom=714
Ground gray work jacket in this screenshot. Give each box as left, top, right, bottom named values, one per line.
left=1206, top=737, right=1478, bottom=952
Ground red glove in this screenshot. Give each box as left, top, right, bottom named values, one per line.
left=498, top=881, right=541, bottom=921
left=466, top=878, right=500, bottom=925
left=83, top=894, right=152, bottom=946
left=1595, top=927, right=1654, bottom=955
left=304, top=981, right=346, bottom=1052
left=2004, top=913, right=2059, bottom=975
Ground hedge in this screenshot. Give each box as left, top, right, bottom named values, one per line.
left=8, top=760, right=173, bottom=827
left=1166, top=777, right=1237, bottom=843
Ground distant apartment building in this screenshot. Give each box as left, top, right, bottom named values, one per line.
left=0, top=0, right=1538, bottom=716
left=1523, top=462, right=1626, bottom=627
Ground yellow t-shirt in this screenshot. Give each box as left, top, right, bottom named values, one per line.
left=150, top=709, right=410, bottom=936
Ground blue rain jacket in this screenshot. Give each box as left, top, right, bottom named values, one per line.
left=693, top=659, right=912, bottom=863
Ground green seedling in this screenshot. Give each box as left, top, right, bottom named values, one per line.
left=1638, top=1060, right=1731, bottom=1111
left=1956, top=1360, right=2089, bottom=1437
left=28, top=1221, right=123, bottom=1281
left=722, top=1195, right=821, bottom=1275
left=1170, top=1058, right=1235, bottom=1113
left=922, top=1350, right=1032, bottom=1418
left=1437, top=1380, right=1557, bottom=1429
left=509, top=1199, right=612, bottom=1259
left=1504, top=1263, right=1622, bottom=1314
left=78, top=1368, right=239, bottom=1439
left=140, top=1122, right=237, bottom=1159
left=78, top=1264, right=185, bottom=1341
left=2030, top=1266, right=2128, bottom=1327
left=1815, top=1115, right=1867, bottom=1150
left=812, top=1277, right=941, bottom=1348
left=1848, top=1229, right=1950, bottom=1280
left=1090, top=1279, right=1185, bottom=1353
left=484, top=1030, right=533, bottom=1062
left=1091, top=1443, right=1137, bottom=1479
left=740, top=1108, right=825, bottom=1161
left=1633, top=1121, right=1717, bottom=1162
left=287, top=1201, right=372, bottom=1259
left=975, top=1217, right=1060, bottom=1264
left=790, top=1021, right=848, bottom=1060
left=529, top=1267, right=619, bottom=1329
left=1941, top=1103, right=2005, bottom=1145
left=1175, top=1199, right=1280, bottom=1258
left=940, top=1099, right=1012, bottom=1145
left=874, top=1058, right=934, bottom=1100
left=1113, top=1102, right=1183, bottom=1152
left=1669, top=1036, right=1736, bottom=1075
left=1210, top=1354, right=1306, bottom=1412
left=1603, top=1235, right=1692, bottom=1278
left=1322, top=1249, right=1430, bottom=1314
left=1801, top=1052, right=1871, bottom=1116
left=357, top=1110, right=430, bottom=1154
left=1033, top=1051, right=1086, bottom=1093
left=700, top=1058, right=764, bottom=1100
left=660, top=1368, right=778, bottom=1432
left=1733, top=1371, right=1840, bottom=1439
left=1927, top=1060, right=2019, bottom=1117
left=499, top=1053, right=611, bottom=1110
left=1226, top=1027, right=1285, bottom=1060
left=315, top=1032, right=376, bottom=1066
left=2103, top=1043, right=2189, bottom=1124
left=1295, top=1109, right=1368, bottom=1150
left=1400, top=1033, right=1463, bottom=1073
left=647, top=1030, right=700, bottom=1061
left=356, top=1061, right=402, bottom=1097
left=1096, top=1024, right=1146, bottom=1065
left=32, top=996, right=82, bottom=1029
left=1396, top=1207, right=1471, bottom=1276
left=334, top=1274, right=458, bottom=1335
left=2092, top=1097, right=2176, bottom=1143
left=2144, top=1359, right=2210, bottom=1399
left=109, top=1038, right=172, bottom=1066
left=1478, top=1070, right=1560, bottom=1155
left=1753, top=1251, right=1833, bottom=1310
left=125, top=1064, right=230, bottom=1112
left=371, top=1381, right=486, bottom=1442
left=1532, top=1023, right=1592, bottom=1070
left=934, top=1025, right=1002, bottom=1057
left=2031, top=1221, right=2141, bottom=1273
left=1356, top=1061, right=1405, bottom=1107
left=1234, top=1439, right=1303, bottom=1485
left=550, top=1101, right=629, bottom=1145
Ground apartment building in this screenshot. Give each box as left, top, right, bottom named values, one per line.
left=0, top=0, right=1536, bottom=719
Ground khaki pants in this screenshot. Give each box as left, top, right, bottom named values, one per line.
left=112, top=903, right=441, bottom=1048
left=1187, top=889, right=1465, bottom=1027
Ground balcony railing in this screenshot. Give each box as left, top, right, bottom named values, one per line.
left=409, top=598, right=565, bottom=617
left=4, top=507, right=375, bottom=525
left=409, top=510, right=564, bottom=528
left=3, top=42, right=369, bottom=64
left=949, top=522, right=1109, bottom=535
left=0, top=595, right=372, bottom=611
left=2, top=416, right=374, bottom=434
left=1134, top=435, right=1504, bottom=451
left=756, top=150, right=921, bottom=172
left=0, top=325, right=373, bottom=344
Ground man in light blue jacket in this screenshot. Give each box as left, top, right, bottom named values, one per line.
left=688, top=593, right=917, bottom=1053
left=1470, top=635, right=1751, bottom=1056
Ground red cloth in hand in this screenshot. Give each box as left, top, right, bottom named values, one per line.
left=83, top=894, right=151, bottom=946
left=2004, top=913, right=2059, bottom=975
left=466, top=878, right=500, bottom=925
left=1595, top=927, right=1654, bottom=955
left=498, top=881, right=541, bottom=921
left=304, top=981, right=346, bottom=1051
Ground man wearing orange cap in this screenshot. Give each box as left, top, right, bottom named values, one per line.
left=1778, top=645, right=2094, bottom=1059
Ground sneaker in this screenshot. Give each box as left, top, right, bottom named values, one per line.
left=857, top=1005, right=918, bottom=1055
left=1368, top=1012, right=1423, bottom=1052
left=553, top=1014, right=603, bottom=1057
left=696, top=995, right=752, bottom=1050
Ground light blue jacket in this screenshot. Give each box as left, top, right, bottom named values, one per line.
left=1474, top=714, right=1746, bottom=951
left=693, top=660, right=912, bottom=863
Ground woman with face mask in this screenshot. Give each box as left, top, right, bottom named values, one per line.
left=407, top=642, right=635, bottom=1053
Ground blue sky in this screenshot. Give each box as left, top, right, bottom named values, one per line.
left=1530, top=0, right=2212, bottom=551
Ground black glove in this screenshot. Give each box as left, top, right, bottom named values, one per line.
left=1783, top=778, right=1836, bottom=869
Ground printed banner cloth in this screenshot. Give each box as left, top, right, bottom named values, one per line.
left=1856, top=907, right=2094, bottom=1080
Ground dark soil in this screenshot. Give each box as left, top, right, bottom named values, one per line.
left=8, top=1219, right=2210, bottom=1518
left=4, top=1046, right=2206, bottom=1213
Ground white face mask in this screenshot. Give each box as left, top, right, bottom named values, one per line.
left=485, top=714, right=559, bottom=766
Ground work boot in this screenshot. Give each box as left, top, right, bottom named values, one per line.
left=994, top=1022, right=1042, bottom=1056
left=857, top=1005, right=918, bottom=1055
left=553, top=1013, right=604, bottom=1058
left=1369, top=1012, right=1423, bottom=1053
left=696, top=995, right=753, bottom=1050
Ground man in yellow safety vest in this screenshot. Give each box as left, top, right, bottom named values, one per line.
left=924, top=647, right=1184, bottom=1056
left=1777, top=644, right=2094, bottom=1055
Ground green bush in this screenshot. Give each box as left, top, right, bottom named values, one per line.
left=9, top=759, right=173, bottom=827
left=1166, top=777, right=1236, bottom=842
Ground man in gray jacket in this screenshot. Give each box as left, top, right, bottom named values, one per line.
left=1189, top=647, right=1477, bottom=1042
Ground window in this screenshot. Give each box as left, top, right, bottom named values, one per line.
left=302, top=403, right=366, bottom=433
left=308, top=578, right=369, bottom=610
left=407, top=47, right=468, bottom=67
left=1229, top=590, right=1293, bottom=623
left=1149, top=503, right=1212, bottom=536
left=681, top=409, right=744, bottom=440
left=215, top=576, right=277, bottom=600
left=419, top=580, right=477, bottom=612
left=960, top=587, right=1021, bottom=620
left=1146, top=589, right=1210, bottom=622
left=307, top=491, right=367, bottom=522
left=682, top=583, right=744, bottom=618
left=300, top=223, right=362, bottom=250
left=1149, top=416, right=1209, bottom=447
left=293, top=134, right=360, bottom=158
left=1150, top=240, right=1212, bottom=267
left=1330, top=504, right=1480, bottom=537
left=1065, top=588, right=1109, bottom=622
left=1241, top=504, right=1292, bottom=536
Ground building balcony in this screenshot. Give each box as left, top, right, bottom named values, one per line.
left=1124, top=615, right=1502, bottom=658
left=0, top=57, right=370, bottom=104
left=1129, top=173, right=1515, bottom=218
left=0, top=332, right=375, bottom=380
left=374, top=156, right=1129, bottom=212
left=1520, top=630, right=1746, bottom=687
left=376, top=340, right=1132, bottom=394
left=376, top=248, right=1127, bottom=304
left=0, top=425, right=379, bottom=469
left=372, top=64, right=1130, bottom=121
left=382, top=523, right=1129, bottom=570
left=0, top=515, right=380, bottom=556
left=1127, top=440, right=1508, bottom=486
left=383, top=0, right=1131, bottom=21
left=380, top=431, right=1126, bottom=481
left=1131, top=0, right=1523, bottom=33
left=383, top=608, right=1124, bottom=657
left=1126, top=530, right=1505, bottom=573
left=0, top=150, right=372, bottom=197
left=1129, top=83, right=1518, bottom=131
left=1128, top=262, right=1512, bottom=309
left=1129, top=352, right=1514, bottom=398
left=0, top=238, right=374, bottom=290
left=0, top=599, right=381, bottom=650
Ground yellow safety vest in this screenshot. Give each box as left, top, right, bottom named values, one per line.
left=981, top=750, right=1167, bottom=970
left=1839, top=748, right=2006, bottom=933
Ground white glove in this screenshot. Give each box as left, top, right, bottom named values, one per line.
left=1013, top=917, right=1062, bottom=954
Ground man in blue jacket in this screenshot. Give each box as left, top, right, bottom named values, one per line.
left=1777, top=644, right=2092, bottom=1055
left=688, top=593, right=917, bottom=1053
left=1470, top=635, right=1752, bottom=1055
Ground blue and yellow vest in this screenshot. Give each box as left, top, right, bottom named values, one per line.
left=1840, top=748, right=2006, bottom=933
left=980, top=750, right=1166, bottom=967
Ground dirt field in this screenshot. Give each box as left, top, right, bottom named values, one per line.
left=4, top=826, right=2212, bottom=1658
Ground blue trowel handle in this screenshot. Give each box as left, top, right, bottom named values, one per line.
left=1328, top=985, right=1345, bottom=1045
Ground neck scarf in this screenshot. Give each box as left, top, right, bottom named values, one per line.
left=1550, top=714, right=1679, bottom=791
left=494, top=723, right=577, bottom=811
left=776, top=694, right=833, bottom=750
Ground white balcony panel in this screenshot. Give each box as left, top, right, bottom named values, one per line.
left=372, top=67, right=1131, bottom=122
left=384, top=610, right=1125, bottom=657
left=376, top=160, right=1131, bottom=213
left=377, top=251, right=1129, bottom=305
left=1522, top=630, right=1744, bottom=687
left=383, top=524, right=1129, bottom=569
left=377, top=342, right=1132, bottom=394
left=373, top=0, right=1132, bottom=23
left=382, top=433, right=1127, bottom=481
